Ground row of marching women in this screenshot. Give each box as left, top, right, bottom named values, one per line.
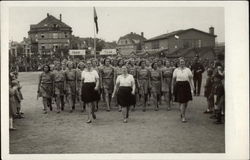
left=37, top=57, right=197, bottom=124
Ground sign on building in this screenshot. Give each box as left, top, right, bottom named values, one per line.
left=69, top=50, right=86, bottom=56
left=100, top=49, right=117, bottom=55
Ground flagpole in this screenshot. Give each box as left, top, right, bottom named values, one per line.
left=93, top=7, right=96, bottom=60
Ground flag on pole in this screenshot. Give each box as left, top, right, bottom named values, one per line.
left=94, top=7, right=99, bottom=34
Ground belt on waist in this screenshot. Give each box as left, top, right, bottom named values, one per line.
left=151, top=80, right=160, bottom=81
left=102, top=78, right=113, bottom=79
left=41, top=82, right=52, bottom=84
left=67, top=80, right=76, bottom=81
left=139, top=79, right=148, bottom=80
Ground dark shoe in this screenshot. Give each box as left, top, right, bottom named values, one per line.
left=106, top=109, right=110, bottom=112
left=10, top=128, right=17, bottom=131
left=154, top=108, right=159, bottom=111
left=142, top=108, right=146, bottom=112
left=210, top=115, right=217, bottom=119
left=214, top=121, right=223, bottom=124
left=167, top=107, right=171, bottom=111
left=118, top=109, right=122, bottom=112
left=20, top=112, right=24, bottom=115
left=81, top=109, right=85, bottom=112
left=18, top=114, right=24, bottom=119
left=43, top=111, right=47, bottom=114
left=86, top=120, right=92, bottom=123
left=203, top=110, right=212, bottom=114
left=123, top=119, right=128, bottom=123
left=57, top=111, right=60, bottom=113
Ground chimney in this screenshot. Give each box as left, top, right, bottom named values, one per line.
left=141, top=32, right=144, bottom=37
left=60, top=14, right=62, bottom=21
left=130, top=32, right=133, bottom=34
left=47, top=13, right=49, bottom=17
left=209, top=26, right=214, bottom=35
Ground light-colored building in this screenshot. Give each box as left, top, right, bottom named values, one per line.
left=117, top=32, right=146, bottom=56
left=28, top=13, right=72, bottom=54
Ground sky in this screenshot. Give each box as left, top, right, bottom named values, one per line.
left=9, top=7, right=224, bottom=43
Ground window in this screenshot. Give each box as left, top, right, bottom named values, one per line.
left=41, top=34, right=45, bottom=38
left=152, top=41, right=159, bottom=49
left=198, top=40, right=202, bottom=48
left=53, top=33, right=58, bottom=39
left=64, top=32, right=68, bottom=38
left=41, top=45, right=45, bottom=50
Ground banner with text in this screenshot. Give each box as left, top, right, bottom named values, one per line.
left=100, top=49, right=117, bottom=55
left=69, top=50, right=86, bottom=56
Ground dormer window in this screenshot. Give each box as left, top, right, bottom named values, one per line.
left=41, top=34, right=45, bottom=38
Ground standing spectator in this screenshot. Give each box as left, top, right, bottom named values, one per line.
left=191, top=56, right=205, bottom=96
left=204, top=68, right=214, bottom=114
left=172, top=58, right=194, bottom=123
left=112, top=66, right=136, bottom=123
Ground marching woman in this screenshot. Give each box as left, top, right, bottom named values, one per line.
left=53, top=61, right=66, bottom=113
left=77, top=61, right=86, bottom=112
left=37, top=65, right=54, bottom=114
left=149, top=62, right=162, bottom=111
left=127, top=58, right=137, bottom=111
left=80, top=60, right=100, bottom=123
left=112, top=66, right=136, bottom=123
left=100, top=58, right=114, bottom=111
left=65, top=61, right=77, bottom=113
left=172, top=58, right=194, bottom=123
left=114, top=59, right=125, bottom=112
left=161, top=60, right=174, bottom=110
left=137, top=60, right=150, bottom=112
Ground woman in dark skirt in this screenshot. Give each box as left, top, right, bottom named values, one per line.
left=112, top=66, right=136, bottom=123
left=80, top=60, right=100, bottom=123
left=172, top=58, right=194, bottom=123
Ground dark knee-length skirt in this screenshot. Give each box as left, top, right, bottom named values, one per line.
left=117, top=86, right=135, bottom=107
left=81, top=82, right=100, bottom=103
left=174, top=81, right=192, bottom=103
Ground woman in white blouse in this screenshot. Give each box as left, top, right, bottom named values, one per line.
left=172, top=58, right=194, bottom=123
left=80, top=60, right=100, bottom=123
left=112, top=66, right=136, bottom=123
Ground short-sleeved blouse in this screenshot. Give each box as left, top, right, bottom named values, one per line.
left=173, top=67, right=193, bottom=81
left=81, top=69, right=99, bottom=83
left=116, top=74, right=134, bottom=87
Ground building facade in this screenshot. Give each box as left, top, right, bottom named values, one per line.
left=117, top=32, right=146, bottom=56
left=144, top=27, right=217, bottom=55
left=28, top=13, right=72, bottom=54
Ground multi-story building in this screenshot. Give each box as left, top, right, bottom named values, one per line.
left=28, top=13, right=72, bottom=54
left=144, top=27, right=217, bottom=58
left=117, top=32, right=146, bottom=56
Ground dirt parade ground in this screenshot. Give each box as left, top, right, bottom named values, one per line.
left=9, top=72, right=224, bottom=154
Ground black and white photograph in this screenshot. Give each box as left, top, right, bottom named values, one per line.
left=1, top=1, right=249, bottom=160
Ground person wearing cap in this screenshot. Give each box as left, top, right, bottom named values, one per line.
left=53, top=62, right=66, bottom=113
left=191, top=56, right=205, bottom=96
left=65, top=61, right=77, bottom=113
left=172, top=58, right=194, bottom=122
left=81, top=60, right=100, bottom=123
left=37, top=64, right=54, bottom=114
left=99, top=58, right=115, bottom=111
left=112, top=66, right=136, bottom=123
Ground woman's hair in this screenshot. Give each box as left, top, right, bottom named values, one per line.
left=117, top=59, right=124, bottom=66
left=151, top=62, right=157, bottom=68
left=43, top=64, right=51, bottom=72
left=66, top=61, right=73, bottom=67
left=104, top=58, right=111, bottom=65
left=139, top=60, right=146, bottom=66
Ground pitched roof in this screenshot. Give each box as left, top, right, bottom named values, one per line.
left=119, top=32, right=146, bottom=44
left=30, top=14, right=71, bottom=29
left=145, top=28, right=216, bottom=42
